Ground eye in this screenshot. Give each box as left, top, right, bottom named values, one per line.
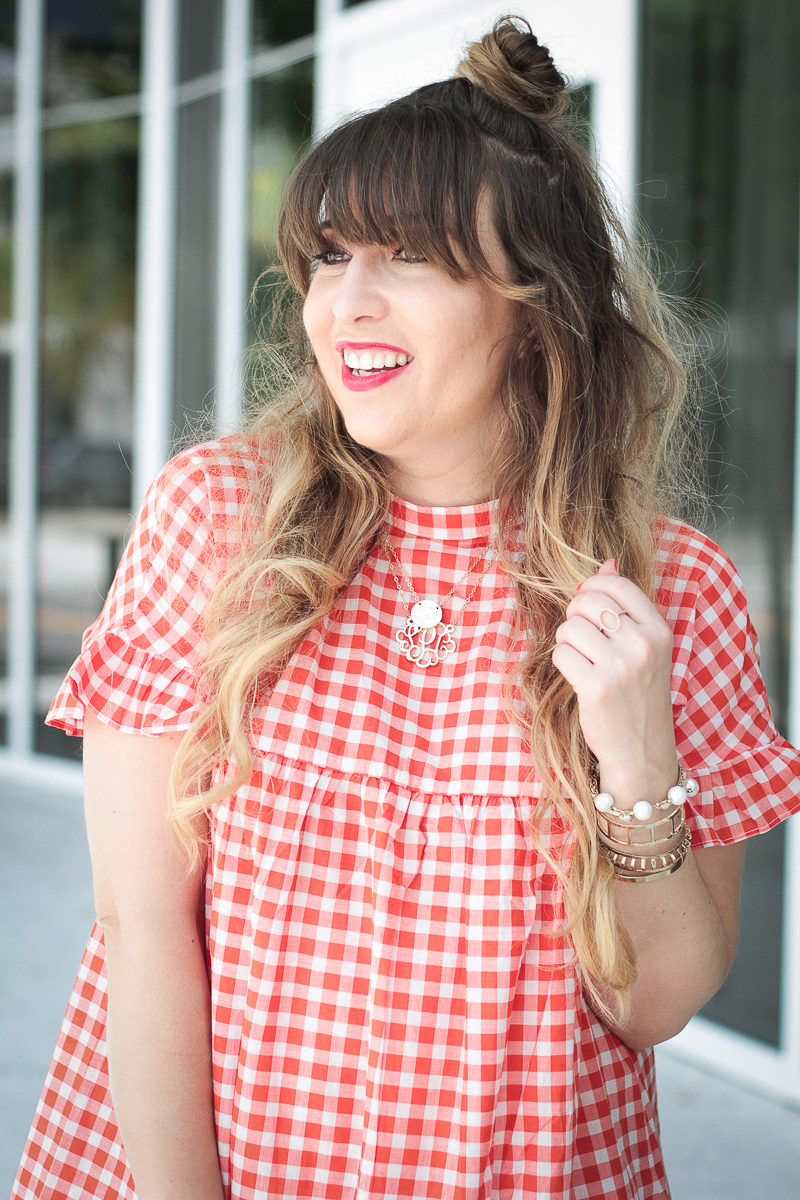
left=392, top=247, right=428, bottom=264
left=309, top=247, right=350, bottom=270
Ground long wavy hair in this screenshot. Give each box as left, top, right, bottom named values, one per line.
left=170, top=15, right=697, bottom=1022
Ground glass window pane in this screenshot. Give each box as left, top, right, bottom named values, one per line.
left=249, top=59, right=313, bottom=333
left=0, top=2, right=16, bottom=117
left=0, top=351, right=9, bottom=747
left=0, top=161, right=10, bottom=748
left=639, top=0, right=800, bottom=1047
left=0, top=8, right=13, bottom=748
left=36, top=117, right=138, bottom=758
left=173, top=94, right=219, bottom=442
left=0, top=168, right=11, bottom=321
left=178, top=0, right=221, bottom=83
left=45, top=0, right=141, bottom=106
left=702, top=824, right=785, bottom=1045
left=252, top=0, right=314, bottom=49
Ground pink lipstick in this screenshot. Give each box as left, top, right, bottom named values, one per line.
left=335, top=340, right=414, bottom=393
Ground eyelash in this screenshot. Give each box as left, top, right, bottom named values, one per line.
left=309, top=246, right=427, bottom=268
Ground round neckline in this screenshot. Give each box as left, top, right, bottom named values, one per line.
left=385, top=494, right=501, bottom=543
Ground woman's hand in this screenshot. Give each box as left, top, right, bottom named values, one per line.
left=551, top=559, right=678, bottom=805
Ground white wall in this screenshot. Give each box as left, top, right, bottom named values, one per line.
left=315, top=0, right=638, bottom=219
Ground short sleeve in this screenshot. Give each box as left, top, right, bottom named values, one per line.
left=656, top=520, right=800, bottom=847
left=46, top=439, right=258, bottom=738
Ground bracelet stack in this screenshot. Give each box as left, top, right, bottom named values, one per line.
left=591, top=766, right=698, bottom=883
left=601, top=828, right=692, bottom=882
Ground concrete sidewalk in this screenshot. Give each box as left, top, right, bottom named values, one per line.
left=2, top=778, right=799, bottom=1197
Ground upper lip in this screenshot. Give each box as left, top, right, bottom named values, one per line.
left=334, top=340, right=412, bottom=355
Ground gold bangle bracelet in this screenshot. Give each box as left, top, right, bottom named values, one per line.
left=611, top=857, right=688, bottom=884
left=595, top=805, right=686, bottom=848
left=600, top=826, right=692, bottom=882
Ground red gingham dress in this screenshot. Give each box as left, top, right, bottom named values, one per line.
left=14, top=438, right=800, bottom=1199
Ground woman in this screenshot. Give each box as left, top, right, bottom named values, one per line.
left=14, top=15, right=800, bottom=1200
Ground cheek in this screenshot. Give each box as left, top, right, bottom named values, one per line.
left=473, top=301, right=518, bottom=371
left=447, top=308, right=510, bottom=378
left=301, top=286, right=333, bottom=350
left=302, top=297, right=341, bottom=394
left=301, top=295, right=319, bottom=344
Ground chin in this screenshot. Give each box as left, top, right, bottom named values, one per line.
left=338, top=414, right=404, bottom=460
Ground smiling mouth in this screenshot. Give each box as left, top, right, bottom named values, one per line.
left=336, top=343, right=415, bottom=391
left=342, top=348, right=414, bottom=377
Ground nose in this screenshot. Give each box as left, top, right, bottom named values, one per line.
left=330, top=253, right=389, bottom=325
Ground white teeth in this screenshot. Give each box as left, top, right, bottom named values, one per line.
left=343, top=348, right=412, bottom=371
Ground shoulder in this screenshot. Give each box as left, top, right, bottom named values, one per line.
left=144, top=435, right=269, bottom=558
left=151, top=434, right=267, bottom=509
left=653, top=516, right=746, bottom=618
left=652, top=516, right=756, bottom=701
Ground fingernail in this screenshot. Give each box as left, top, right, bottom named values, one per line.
left=611, top=558, right=618, bottom=572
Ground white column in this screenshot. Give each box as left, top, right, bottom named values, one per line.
left=215, top=0, right=252, bottom=433
left=6, top=0, right=44, bottom=756
left=132, top=0, right=179, bottom=505
left=314, top=0, right=341, bottom=135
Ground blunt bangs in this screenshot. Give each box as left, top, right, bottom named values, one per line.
left=277, top=82, right=500, bottom=293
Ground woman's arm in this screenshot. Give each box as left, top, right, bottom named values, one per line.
left=553, top=560, right=746, bottom=1050
left=600, top=840, right=744, bottom=1049
left=83, top=712, right=225, bottom=1200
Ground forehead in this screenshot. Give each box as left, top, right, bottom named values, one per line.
left=316, top=185, right=509, bottom=266
left=305, top=199, right=468, bottom=283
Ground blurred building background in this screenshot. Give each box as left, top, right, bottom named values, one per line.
left=0, top=0, right=798, bottom=1109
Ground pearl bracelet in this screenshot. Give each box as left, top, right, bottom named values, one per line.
left=592, top=764, right=699, bottom=823
left=590, top=765, right=698, bottom=849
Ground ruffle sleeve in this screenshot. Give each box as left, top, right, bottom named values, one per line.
left=656, top=519, right=800, bottom=846
left=46, top=441, right=248, bottom=737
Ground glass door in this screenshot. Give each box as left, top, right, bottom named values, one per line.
left=639, top=0, right=800, bottom=1095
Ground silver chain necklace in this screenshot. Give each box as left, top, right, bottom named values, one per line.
left=379, top=535, right=494, bottom=668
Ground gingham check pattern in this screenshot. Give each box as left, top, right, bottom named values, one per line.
left=14, top=440, right=800, bottom=1200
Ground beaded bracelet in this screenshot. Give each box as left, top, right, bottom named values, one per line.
left=590, top=765, right=698, bottom=880
left=591, top=766, right=699, bottom=849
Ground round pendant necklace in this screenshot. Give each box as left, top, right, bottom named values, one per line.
left=379, top=535, right=495, bottom=668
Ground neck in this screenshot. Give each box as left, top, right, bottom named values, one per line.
left=387, top=462, right=496, bottom=507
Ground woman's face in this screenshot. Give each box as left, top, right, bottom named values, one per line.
left=302, top=233, right=519, bottom=505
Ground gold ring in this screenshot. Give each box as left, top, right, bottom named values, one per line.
left=599, top=608, right=627, bottom=634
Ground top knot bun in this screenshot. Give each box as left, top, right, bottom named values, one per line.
left=454, top=15, right=567, bottom=122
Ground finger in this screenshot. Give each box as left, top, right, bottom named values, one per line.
left=596, top=557, right=618, bottom=577
left=551, top=641, right=596, bottom=692
left=574, top=573, right=657, bottom=625
left=567, top=588, right=637, bottom=633
left=555, top=614, right=612, bottom=664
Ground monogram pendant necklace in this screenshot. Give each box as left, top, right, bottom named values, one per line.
left=380, top=535, right=494, bottom=668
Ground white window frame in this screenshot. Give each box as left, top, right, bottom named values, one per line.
left=5, top=0, right=43, bottom=765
